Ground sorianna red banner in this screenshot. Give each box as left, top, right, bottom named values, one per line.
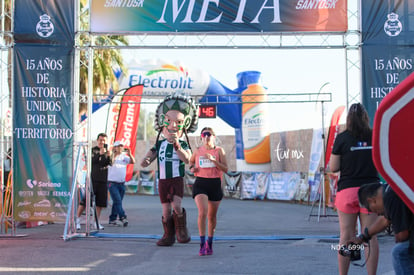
left=114, top=85, right=143, bottom=181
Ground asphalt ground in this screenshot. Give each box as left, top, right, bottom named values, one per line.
left=0, top=195, right=396, bottom=275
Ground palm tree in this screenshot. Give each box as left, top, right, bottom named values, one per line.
left=2, top=0, right=129, bottom=114
left=78, top=0, right=129, bottom=116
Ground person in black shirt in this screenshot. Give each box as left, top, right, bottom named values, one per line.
left=329, top=103, right=380, bottom=275
left=75, top=133, right=111, bottom=230
left=354, top=183, right=414, bottom=275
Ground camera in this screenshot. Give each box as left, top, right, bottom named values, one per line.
left=339, top=243, right=361, bottom=261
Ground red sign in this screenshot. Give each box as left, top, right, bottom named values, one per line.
left=372, top=72, right=414, bottom=213
left=115, top=85, right=143, bottom=181
left=198, top=105, right=216, bottom=119
left=325, top=105, right=345, bottom=169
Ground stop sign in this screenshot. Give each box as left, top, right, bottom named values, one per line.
left=373, top=72, right=414, bottom=213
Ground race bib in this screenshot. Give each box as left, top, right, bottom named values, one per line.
left=199, top=156, right=216, bottom=168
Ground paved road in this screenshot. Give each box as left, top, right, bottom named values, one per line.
left=0, top=195, right=395, bottom=274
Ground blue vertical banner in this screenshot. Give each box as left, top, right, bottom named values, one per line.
left=361, top=0, right=414, bottom=122
left=13, top=0, right=74, bottom=222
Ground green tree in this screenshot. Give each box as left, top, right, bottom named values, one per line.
left=78, top=0, right=129, bottom=116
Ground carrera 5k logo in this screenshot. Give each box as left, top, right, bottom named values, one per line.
left=26, top=179, right=61, bottom=189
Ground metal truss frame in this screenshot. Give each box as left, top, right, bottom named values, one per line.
left=0, top=0, right=362, bottom=236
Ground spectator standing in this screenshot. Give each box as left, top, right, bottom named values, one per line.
left=76, top=133, right=111, bottom=230
left=329, top=103, right=380, bottom=275
left=108, top=140, right=135, bottom=227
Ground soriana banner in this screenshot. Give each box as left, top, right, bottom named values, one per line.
left=361, top=0, right=414, bottom=122
left=114, top=85, right=143, bottom=181
left=13, top=0, right=74, bottom=222
left=91, top=0, right=347, bottom=33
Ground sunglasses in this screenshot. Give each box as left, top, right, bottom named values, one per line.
left=201, top=132, right=212, bottom=138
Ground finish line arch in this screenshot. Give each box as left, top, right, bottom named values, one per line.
left=2, top=0, right=361, bottom=239
left=69, top=0, right=355, bottom=239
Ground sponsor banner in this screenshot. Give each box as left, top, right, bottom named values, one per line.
left=267, top=172, right=301, bottom=200
left=114, top=85, right=143, bottom=181
left=309, top=171, right=321, bottom=201
left=137, top=170, right=156, bottom=195
left=119, top=59, right=210, bottom=97
left=125, top=172, right=139, bottom=193
left=255, top=172, right=269, bottom=200
left=323, top=106, right=344, bottom=206
left=13, top=44, right=74, bottom=222
left=294, top=173, right=309, bottom=201
left=240, top=172, right=256, bottom=199
left=119, top=59, right=241, bottom=128
left=270, top=129, right=311, bottom=173
left=324, top=105, right=344, bottom=168
left=361, top=0, right=414, bottom=46
left=223, top=171, right=241, bottom=199
left=91, top=0, right=347, bottom=33
left=307, top=127, right=323, bottom=186
left=361, top=45, right=414, bottom=123
left=14, top=0, right=74, bottom=45
left=361, top=1, right=414, bottom=122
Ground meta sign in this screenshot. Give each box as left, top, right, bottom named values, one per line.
left=372, top=72, right=414, bottom=213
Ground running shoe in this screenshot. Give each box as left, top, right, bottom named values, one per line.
left=205, top=241, right=213, bottom=255
left=109, top=220, right=119, bottom=226
left=75, top=217, right=81, bottom=230
left=199, top=243, right=206, bottom=256
left=120, top=217, right=128, bottom=227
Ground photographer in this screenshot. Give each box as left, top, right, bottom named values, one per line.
left=75, top=133, right=111, bottom=230
left=351, top=182, right=414, bottom=275
left=108, top=140, right=135, bottom=227
left=329, top=103, right=380, bottom=275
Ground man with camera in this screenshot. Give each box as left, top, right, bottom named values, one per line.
left=75, top=133, right=111, bottom=230
left=351, top=182, right=414, bottom=275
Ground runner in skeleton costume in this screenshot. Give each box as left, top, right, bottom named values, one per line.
left=141, top=94, right=198, bottom=246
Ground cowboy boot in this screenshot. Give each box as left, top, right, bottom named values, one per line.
left=156, top=216, right=175, bottom=246
left=173, top=208, right=191, bottom=243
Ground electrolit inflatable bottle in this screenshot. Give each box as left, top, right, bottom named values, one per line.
left=237, top=71, right=271, bottom=164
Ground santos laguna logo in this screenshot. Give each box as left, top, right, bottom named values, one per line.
left=26, top=179, right=61, bottom=189
left=36, top=14, right=54, bottom=38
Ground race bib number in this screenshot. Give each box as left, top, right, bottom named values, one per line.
left=199, top=156, right=216, bottom=168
